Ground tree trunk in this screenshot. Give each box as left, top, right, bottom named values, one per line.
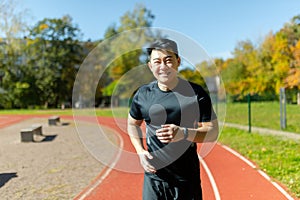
left=44, top=101, right=48, bottom=109
left=297, top=91, right=300, bottom=105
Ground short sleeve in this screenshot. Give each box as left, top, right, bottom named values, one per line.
left=129, top=89, right=143, bottom=120
left=197, top=87, right=217, bottom=122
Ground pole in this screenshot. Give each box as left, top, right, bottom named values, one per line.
left=247, top=93, right=251, bottom=133
left=280, top=87, right=287, bottom=130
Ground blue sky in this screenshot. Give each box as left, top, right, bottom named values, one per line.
left=21, top=0, right=300, bottom=59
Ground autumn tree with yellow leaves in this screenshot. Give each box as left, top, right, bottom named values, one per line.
left=219, top=15, right=300, bottom=104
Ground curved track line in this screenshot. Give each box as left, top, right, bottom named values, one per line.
left=256, top=169, right=295, bottom=200
left=220, top=144, right=295, bottom=200
left=75, top=131, right=124, bottom=200
left=220, top=144, right=256, bottom=168
left=199, top=155, right=221, bottom=200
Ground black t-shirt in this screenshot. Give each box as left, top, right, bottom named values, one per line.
left=129, top=78, right=216, bottom=183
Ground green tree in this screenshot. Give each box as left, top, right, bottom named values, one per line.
left=0, top=0, right=29, bottom=108
left=221, top=41, right=254, bottom=100
left=26, top=15, right=83, bottom=108
left=101, top=4, right=155, bottom=99
left=179, top=68, right=206, bottom=88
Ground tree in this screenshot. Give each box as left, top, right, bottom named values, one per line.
left=26, top=15, right=84, bottom=108
left=282, top=16, right=300, bottom=104
left=100, top=4, right=155, bottom=100
left=179, top=68, right=206, bottom=89
left=287, top=40, right=300, bottom=90
left=220, top=41, right=257, bottom=100
left=0, top=0, right=29, bottom=108
left=217, top=15, right=300, bottom=102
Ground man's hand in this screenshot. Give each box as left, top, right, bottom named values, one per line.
left=138, top=150, right=156, bottom=173
left=156, top=124, right=184, bottom=143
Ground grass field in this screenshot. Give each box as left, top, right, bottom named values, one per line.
left=224, top=101, right=300, bottom=133
left=219, top=127, right=300, bottom=198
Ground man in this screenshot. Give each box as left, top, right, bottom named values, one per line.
left=127, top=38, right=219, bottom=200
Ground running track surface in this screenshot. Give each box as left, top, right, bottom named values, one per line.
left=0, top=115, right=296, bottom=200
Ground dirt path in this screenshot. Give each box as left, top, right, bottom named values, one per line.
left=225, top=122, right=300, bottom=141
left=0, top=115, right=117, bottom=200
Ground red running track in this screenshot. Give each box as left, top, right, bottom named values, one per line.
left=0, top=115, right=296, bottom=199
left=0, top=115, right=28, bottom=128
left=75, top=117, right=296, bottom=200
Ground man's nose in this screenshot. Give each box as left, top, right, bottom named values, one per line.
left=160, top=62, right=168, bottom=70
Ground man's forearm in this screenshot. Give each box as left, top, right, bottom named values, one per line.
left=185, top=119, right=219, bottom=143
left=128, top=124, right=145, bottom=153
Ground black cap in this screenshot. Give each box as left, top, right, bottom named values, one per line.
left=146, top=38, right=179, bottom=57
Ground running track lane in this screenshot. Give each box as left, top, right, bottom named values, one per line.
left=75, top=117, right=295, bottom=200
left=0, top=115, right=28, bottom=128
left=74, top=117, right=144, bottom=200
left=75, top=117, right=215, bottom=200
left=200, top=143, right=295, bottom=200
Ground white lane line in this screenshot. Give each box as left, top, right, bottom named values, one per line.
left=77, top=132, right=124, bottom=200
left=220, top=144, right=295, bottom=200
left=221, top=144, right=256, bottom=168
left=272, top=181, right=295, bottom=200
left=257, top=169, right=295, bottom=200
left=198, top=155, right=221, bottom=200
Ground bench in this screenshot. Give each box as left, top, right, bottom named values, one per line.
left=48, top=116, right=60, bottom=126
left=20, top=124, right=43, bottom=142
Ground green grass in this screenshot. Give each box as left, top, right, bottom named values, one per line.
left=96, top=107, right=129, bottom=118
left=0, top=108, right=74, bottom=115
left=219, top=127, right=300, bottom=198
left=0, top=107, right=129, bottom=118
left=224, top=102, right=300, bottom=133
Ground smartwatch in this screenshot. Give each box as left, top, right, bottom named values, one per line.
left=183, top=127, right=188, bottom=140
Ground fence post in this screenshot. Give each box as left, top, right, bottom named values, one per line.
left=247, top=93, right=251, bottom=133
left=280, top=87, right=287, bottom=130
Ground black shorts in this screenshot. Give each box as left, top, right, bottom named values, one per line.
left=143, top=174, right=202, bottom=200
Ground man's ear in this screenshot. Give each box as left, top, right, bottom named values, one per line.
left=177, top=57, right=181, bottom=66
left=147, top=62, right=153, bottom=71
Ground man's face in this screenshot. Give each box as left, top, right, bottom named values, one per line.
left=148, top=49, right=180, bottom=85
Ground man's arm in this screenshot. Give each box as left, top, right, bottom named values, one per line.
left=155, top=119, right=219, bottom=143
left=186, top=119, right=219, bottom=143
left=127, top=114, right=156, bottom=173
left=127, top=114, right=145, bottom=153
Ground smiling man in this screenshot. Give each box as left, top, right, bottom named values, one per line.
left=127, top=38, right=219, bottom=200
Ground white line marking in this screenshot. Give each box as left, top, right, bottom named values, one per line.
left=198, top=155, right=221, bottom=200
left=77, top=133, right=124, bottom=200
left=220, top=144, right=295, bottom=200
left=272, top=181, right=295, bottom=200
left=257, top=169, right=271, bottom=180
left=221, top=144, right=256, bottom=168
